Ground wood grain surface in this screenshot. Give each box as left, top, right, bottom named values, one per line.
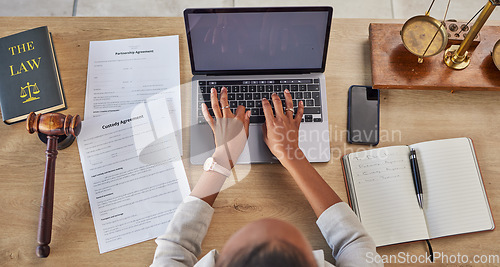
left=0, top=17, right=499, bottom=266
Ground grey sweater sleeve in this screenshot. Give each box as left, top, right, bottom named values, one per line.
left=151, top=196, right=214, bottom=267
left=316, top=202, right=383, bottom=267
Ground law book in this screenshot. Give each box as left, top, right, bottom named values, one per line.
left=342, top=137, right=495, bottom=247
left=0, top=26, right=66, bottom=124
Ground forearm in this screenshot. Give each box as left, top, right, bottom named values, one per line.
left=190, top=148, right=231, bottom=206
left=153, top=149, right=231, bottom=265
left=190, top=172, right=226, bottom=206
left=282, top=149, right=342, bottom=217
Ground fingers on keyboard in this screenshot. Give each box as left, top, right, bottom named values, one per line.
left=198, top=80, right=322, bottom=124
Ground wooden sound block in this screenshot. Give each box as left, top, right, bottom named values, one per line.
left=370, top=23, right=500, bottom=91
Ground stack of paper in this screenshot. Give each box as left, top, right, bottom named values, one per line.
left=78, top=36, right=189, bottom=253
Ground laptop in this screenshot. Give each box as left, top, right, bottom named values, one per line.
left=184, top=7, right=333, bottom=164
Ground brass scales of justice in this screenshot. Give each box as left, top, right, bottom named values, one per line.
left=20, top=81, right=40, bottom=103
left=370, top=0, right=500, bottom=91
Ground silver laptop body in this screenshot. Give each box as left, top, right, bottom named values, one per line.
left=184, top=7, right=333, bottom=164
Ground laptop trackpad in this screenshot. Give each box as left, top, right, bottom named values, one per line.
left=238, top=124, right=277, bottom=164
left=190, top=123, right=276, bottom=164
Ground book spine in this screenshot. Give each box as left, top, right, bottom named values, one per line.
left=48, top=32, right=67, bottom=110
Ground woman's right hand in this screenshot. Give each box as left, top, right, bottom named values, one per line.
left=262, top=90, right=343, bottom=219
left=202, top=87, right=251, bottom=169
left=261, top=89, right=305, bottom=165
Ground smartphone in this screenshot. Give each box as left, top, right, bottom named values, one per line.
left=347, top=85, right=380, bottom=145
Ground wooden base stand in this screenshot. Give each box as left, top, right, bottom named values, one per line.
left=37, top=132, right=75, bottom=150
left=370, top=23, right=500, bottom=91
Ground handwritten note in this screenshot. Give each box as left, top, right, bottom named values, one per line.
left=345, top=138, right=494, bottom=247
left=347, top=146, right=429, bottom=246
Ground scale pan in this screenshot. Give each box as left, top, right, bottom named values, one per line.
left=401, top=15, right=448, bottom=59
left=493, top=39, right=500, bottom=71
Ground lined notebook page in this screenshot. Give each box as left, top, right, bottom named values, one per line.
left=411, top=138, right=494, bottom=239
left=348, top=146, right=429, bottom=246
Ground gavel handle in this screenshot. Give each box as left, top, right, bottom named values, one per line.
left=36, top=135, right=58, bottom=258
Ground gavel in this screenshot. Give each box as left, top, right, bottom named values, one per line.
left=26, top=112, right=81, bottom=258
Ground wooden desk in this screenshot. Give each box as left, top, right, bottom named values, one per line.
left=0, top=17, right=499, bottom=266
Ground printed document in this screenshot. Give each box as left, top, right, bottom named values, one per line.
left=84, top=35, right=182, bottom=152
left=77, top=96, right=190, bottom=253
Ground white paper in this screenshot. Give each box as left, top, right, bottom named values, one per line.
left=84, top=35, right=182, bottom=153
left=348, top=146, right=429, bottom=246
left=77, top=96, right=190, bottom=253
left=410, top=138, right=494, bottom=238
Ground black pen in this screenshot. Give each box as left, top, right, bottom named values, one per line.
left=410, top=148, right=424, bottom=209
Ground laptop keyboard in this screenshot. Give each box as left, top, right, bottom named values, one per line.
left=197, top=79, right=322, bottom=124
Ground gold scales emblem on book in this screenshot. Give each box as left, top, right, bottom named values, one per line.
left=20, top=81, right=40, bottom=103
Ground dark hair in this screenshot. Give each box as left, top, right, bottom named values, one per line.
left=215, top=239, right=315, bottom=267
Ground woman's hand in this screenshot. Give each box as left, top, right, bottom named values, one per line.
left=262, top=90, right=342, bottom=217
left=261, top=89, right=304, bottom=165
left=202, top=87, right=251, bottom=169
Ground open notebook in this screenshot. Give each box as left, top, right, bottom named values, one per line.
left=342, top=137, right=495, bottom=247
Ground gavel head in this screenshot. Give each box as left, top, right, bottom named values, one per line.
left=27, top=112, right=82, bottom=137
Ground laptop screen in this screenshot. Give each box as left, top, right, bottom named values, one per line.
left=184, top=7, right=333, bottom=75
